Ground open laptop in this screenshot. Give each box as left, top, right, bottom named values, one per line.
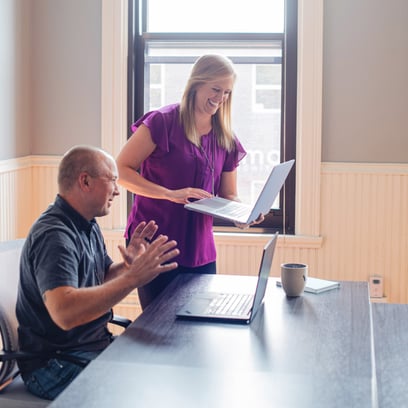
left=176, top=232, right=278, bottom=324
left=184, top=160, right=294, bottom=224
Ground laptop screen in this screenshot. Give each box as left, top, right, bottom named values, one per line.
left=249, top=232, right=278, bottom=321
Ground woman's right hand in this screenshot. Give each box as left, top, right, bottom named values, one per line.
left=167, top=187, right=213, bottom=205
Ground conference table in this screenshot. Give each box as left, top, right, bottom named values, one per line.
left=50, top=274, right=375, bottom=408
left=371, top=303, right=408, bottom=408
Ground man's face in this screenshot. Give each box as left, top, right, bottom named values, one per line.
left=87, top=158, right=120, bottom=218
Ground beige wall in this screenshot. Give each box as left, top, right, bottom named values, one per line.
left=0, top=0, right=102, bottom=160
left=2, top=0, right=407, bottom=160
left=0, top=0, right=31, bottom=160
left=30, top=0, right=102, bottom=155
left=322, top=0, right=408, bottom=163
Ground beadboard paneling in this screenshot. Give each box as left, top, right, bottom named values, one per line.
left=1, top=158, right=408, bottom=304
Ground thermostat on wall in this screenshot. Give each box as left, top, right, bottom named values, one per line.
left=369, top=275, right=384, bottom=298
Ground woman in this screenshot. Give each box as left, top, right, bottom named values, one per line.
left=117, top=54, right=256, bottom=309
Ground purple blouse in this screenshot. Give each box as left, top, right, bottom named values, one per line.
left=126, top=103, right=246, bottom=267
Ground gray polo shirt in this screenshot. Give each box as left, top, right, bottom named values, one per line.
left=16, top=195, right=114, bottom=372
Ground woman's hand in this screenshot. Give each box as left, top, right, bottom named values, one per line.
left=234, top=213, right=265, bottom=230
left=167, top=187, right=213, bottom=205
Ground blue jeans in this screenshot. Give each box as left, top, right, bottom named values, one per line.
left=22, top=350, right=101, bottom=400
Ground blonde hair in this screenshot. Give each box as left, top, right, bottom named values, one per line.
left=180, top=54, right=237, bottom=151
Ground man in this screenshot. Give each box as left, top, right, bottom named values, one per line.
left=16, top=145, right=179, bottom=400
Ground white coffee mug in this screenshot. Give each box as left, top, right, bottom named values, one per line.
left=281, top=263, right=308, bottom=297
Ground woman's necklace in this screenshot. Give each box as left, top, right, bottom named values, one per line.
left=200, top=134, right=215, bottom=195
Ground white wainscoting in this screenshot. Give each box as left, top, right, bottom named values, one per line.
left=1, top=157, right=407, bottom=304
left=320, top=162, right=408, bottom=304
left=0, top=157, right=33, bottom=240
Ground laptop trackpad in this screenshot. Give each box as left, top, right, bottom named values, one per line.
left=178, top=294, right=215, bottom=315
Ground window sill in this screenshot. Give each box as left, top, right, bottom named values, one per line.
left=214, top=230, right=323, bottom=249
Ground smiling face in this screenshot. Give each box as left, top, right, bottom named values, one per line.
left=194, top=76, right=234, bottom=117
left=87, top=156, right=120, bottom=218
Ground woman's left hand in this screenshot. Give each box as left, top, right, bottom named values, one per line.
left=234, top=213, right=265, bottom=230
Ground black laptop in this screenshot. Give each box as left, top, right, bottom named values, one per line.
left=176, top=232, right=278, bottom=324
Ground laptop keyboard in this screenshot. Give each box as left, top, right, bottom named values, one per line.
left=204, top=293, right=253, bottom=316
left=197, top=198, right=251, bottom=218
left=218, top=203, right=251, bottom=218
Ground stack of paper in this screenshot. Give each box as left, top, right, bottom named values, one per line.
left=276, top=277, right=340, bottom=294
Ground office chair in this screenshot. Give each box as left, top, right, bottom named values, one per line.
left=0, top=239, right=130, bottom=405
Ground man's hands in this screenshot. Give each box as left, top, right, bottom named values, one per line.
left=125, top=234, right=179, bottom=286
left=118, top=220, right=159, bottom=267
left=118, top=220, right=180, bottom=287
left=43, top=221, right=179, bottom=331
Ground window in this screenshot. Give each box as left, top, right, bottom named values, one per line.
left=148, top=64, right=165, bottom=109
left=253, top=64, right=282, bottom=112
left=128, top=0, right=297, bottom=233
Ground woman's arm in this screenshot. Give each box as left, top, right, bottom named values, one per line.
left=218, top=170, right=239, bottom=201
left=116, top=125, right=169, bottom=198
left=116, top=125, right=212, bottom=204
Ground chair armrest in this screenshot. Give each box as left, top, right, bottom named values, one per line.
left=110, top=314, right=131, bottom=328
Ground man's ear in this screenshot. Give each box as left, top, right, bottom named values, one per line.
left=79, top=173, right=91, bottom=189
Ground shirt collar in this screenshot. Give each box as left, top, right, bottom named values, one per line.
left=54, top=194, right=97, bottom=235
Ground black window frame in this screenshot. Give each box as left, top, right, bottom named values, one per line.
left=127, top=0, right=297, bottom=234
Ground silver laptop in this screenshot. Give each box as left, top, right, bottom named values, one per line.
left=176, top=232, right=278, bottom=324
left=184, top=160, right=294, bottom=224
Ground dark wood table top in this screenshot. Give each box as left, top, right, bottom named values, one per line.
left=372, top=302, right=408, bottom=408
left=51, top=274, right=375, bottom=408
